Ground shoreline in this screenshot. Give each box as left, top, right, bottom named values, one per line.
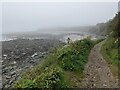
left=1, top=32, right=99, bottom=42
left=2, top=38, right=65, bottom=88
left=1, top=32, right=102, bottom=89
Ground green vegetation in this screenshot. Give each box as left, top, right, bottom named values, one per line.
left=101, top=37, right=119, bottom=76
left=14, top=12, right=119, bottom=89
left=16, top=66, right=68, bottom=89
left=14, top=38, right=102, bottom=89
left=101, top=12, right=119, bottom=76
left=57, top=38, right=94, bottom=72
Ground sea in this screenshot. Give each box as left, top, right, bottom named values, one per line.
left=1, top=31, right=98, bottom=42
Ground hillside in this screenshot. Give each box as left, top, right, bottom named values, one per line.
left=14, top=38, right=102, bottom=89
left=13, top=12, right=119, bottom=89
left=81, top=12, right=119, bottom=88
left=88, top=23, right=108, bottom=36
left=101, top=12, right=119, bottom=77
left=87, top=12, right=119, bottom=36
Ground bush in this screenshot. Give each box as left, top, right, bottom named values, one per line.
left=15, top=38, right=101, bottom=88
left=33, top=66, right=68, bottom=89
left=101, top=36, right=119, bottom=76
left=15, top=66, right=68, bottom=89
left=57, top=38, right=94, bottom=72
left=15, top=79, right=37, bottom=89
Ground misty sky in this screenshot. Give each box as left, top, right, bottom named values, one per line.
left=2, top=2, right=118, bottom=33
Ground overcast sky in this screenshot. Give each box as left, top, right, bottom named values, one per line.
left=2, top=2, right=118, bottom=33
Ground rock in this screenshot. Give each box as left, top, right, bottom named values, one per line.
left=13, top=61, right=17, bottom=64
left=2, top=70, right=7, bottom=74
left=41, top=52, right=46, bottom=55
left=86, top=73, right=90, bottom=76
left=4, top=57, right=7, bottom=59
left=2, top=38, right=64, bottom=88
left=22, top=52, right=26, bottom=55
left=9, top=78, right=16, bottom=85
left=90, top=79, right=94, bottom=83
left=31, top=52, right=37, bottom=58
left=3, top=54, right=7, bottom=57
left=2, top=65, right=5, bottom=68
left=0, top=60, right=3, bottom=63
left=24, top=66, right=29, bottom=69
left=4, top=84, right=11, bottom=89
left=93, top=84, right=96, bottom=87
left=103, top=84, right=107, bottom=87
left=5, top=75, right=11, bottom=79
left=10, top=71, right=16, bottom=76
left=28, top=60, right=35, bottom=64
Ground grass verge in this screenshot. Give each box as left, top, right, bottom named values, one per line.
left=101, top=37, right=119, bottom=77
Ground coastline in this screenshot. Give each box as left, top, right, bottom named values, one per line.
left=1, top=32, right=100, bottom=88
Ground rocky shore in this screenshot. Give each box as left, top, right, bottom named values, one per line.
left=2, top=39, right=64, bottom=89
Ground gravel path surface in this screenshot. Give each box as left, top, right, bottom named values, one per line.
left=82, top=41, right=118, bottom=88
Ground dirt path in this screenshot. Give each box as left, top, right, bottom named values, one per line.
left=82, top=41, right=118, bottom=88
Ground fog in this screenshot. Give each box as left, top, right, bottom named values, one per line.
left=2, top=2, right=117, bottom=33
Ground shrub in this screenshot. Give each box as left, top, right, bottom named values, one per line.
left=57, top=38, right=94, bottom=72
left=15, top=38, right=101, bottom=89
left=15, top=79, right=37, bottom=89
left=33, top=66, right=68, bottom=89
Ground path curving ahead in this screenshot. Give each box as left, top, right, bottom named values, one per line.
left=82, top=41, right=118, bottom=88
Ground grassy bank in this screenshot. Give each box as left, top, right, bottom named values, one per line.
left=101, top=12, right=119, bottom=77
left=14, top=38, right=102, bottom=89
left=101, top=36, right=119, bottom=76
